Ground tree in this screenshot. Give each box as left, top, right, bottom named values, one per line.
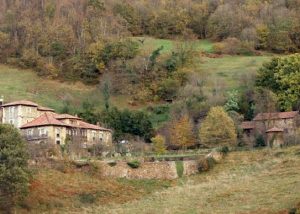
left=151, top=135, right=166, bottom=155
left=102, top=80, right=110, bottom=110
left=169, top=114, right=195, bottom=150
left=224, top=90, right=240, bottom=112
left=256, top=54, right=300, bottom=111
left=199, top=106, right=237, bottom=146
left=0, top=125, right=30, bottom=213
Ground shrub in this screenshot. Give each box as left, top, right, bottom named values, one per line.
left=254, top=135, right=266, bottom=147
left=175, top=161, right=184, bottom=178
left=79, top=193, right=96, bottom=204
left=216, top=146, right=230, bottom=154
left=127, top=160, right=141, bottom=169
left=151, top=135, right=167, bottom=155
left=198, top=158, right=210, bottom=172
left=214, top=37, right=255, bottom=55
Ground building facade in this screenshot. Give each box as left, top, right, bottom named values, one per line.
left=0, top=100, right=112, bottom=147
left=241, top=111, right=300, bottom=147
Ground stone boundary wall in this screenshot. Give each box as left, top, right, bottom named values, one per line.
left=98, top=160, right=199, bottom=180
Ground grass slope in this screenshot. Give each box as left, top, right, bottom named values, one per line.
left=91, top=146, right=300, bottom=214
left=199, top=55, right=272, bottom=92
left=0, top=65, right=139, bottom=112
left=133, top=37, right=214, bottom=53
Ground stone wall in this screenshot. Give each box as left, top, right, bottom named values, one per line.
left=99, top=160, right=199, bottom=180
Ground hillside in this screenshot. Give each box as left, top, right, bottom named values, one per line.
left=0, top=38, right=271, bottom=111
left=17, top=146, right=300, bottom=213
left=91, top=146, right=300, bottom=214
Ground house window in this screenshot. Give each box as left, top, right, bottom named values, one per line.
left=56, top=140, right=61, bottom=145
left=39, top=128, right=47, bottom=137
left=56, top=128, right=61, bottom=138
left=99, top=133, right=103, bottom=142
left=9, top=107, right=15, bottom=114
left=27, top=129, right=33, bottom=136
left=92, top=131, right=96, bottom=141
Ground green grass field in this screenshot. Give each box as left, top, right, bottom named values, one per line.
left=133, top=37, right=214, bottom=54
left=199, top=55, right=272, bottom=92
left=0, top=65, right=141, bottom=112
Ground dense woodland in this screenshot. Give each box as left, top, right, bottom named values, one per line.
left=0, top=0, right=300, bottom=84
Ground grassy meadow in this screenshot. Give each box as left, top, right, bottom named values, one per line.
left=88, top=146, right=300, bottom=214
left=17, top=146, right=300, bottom=213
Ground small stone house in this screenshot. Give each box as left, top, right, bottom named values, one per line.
left=241, top=111, right=300, bottom=147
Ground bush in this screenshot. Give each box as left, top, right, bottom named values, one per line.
left=214, top=37, right=255, bottom=55
left=254, top=135, right=266, bottom=147
left=216, top=146, right=230, bottom=154
left=198, top=158, right=210, bottom=172
left=151, top=135, right=166, bottom=155
left=79, top=193, right=96, bottom=204
left=127, top=160, right=141, bottom=169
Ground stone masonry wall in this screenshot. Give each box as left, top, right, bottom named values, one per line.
left=99, top=160, right=199, bottom=180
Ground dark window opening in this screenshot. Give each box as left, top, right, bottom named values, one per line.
left=56, top=140, right=61, bottom=145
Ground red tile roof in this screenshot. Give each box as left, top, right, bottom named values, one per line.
left=55, top=114, right=82, bottom=120
left=37, top=106, right=55, bottom=112
left=78, top=121, right=111, bottom=132
left=253, top=111, right=299, bottom=121
left=21, top=113, right=66, bottom=129
left=241, top=121, right=255, bottom=130
left=1, top=100, right=39, bottom=107
left=20, top=110, right=112, bottom=132
left=266, top=127, right=284, bottom=133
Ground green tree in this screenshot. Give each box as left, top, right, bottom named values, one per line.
left=102, top=81, right=110, bottom=110
left=151, top=135, right=166, bottom=155
left=256, top=54, right=300, bottom=111
left=199, top=106, right=237, bottom=146
left=0, top=125, right=30, bottom=213
left=224, top=90, right=240, bottom=112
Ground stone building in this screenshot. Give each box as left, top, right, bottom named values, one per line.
left=241, top=111, right=300, bottom=147
left=0, top=100, right=112, bottom=147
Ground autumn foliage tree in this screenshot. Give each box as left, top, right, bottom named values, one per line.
left=151, top=135, right=166, bottom=155
left=169, top=114, right=195, bottom=150
left=199, top=106, right=237, bottom=146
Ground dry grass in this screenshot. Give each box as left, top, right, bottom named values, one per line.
left=17, top=162, right=173, bottom=213
left=84, top=146, right=300, bottom=214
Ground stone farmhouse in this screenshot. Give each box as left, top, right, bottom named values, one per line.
left=241, top=111, right=300, bottom=147
left=0, top=99, right=112, bottom=147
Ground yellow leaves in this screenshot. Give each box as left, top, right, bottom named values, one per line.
left=199, top=106, right=237, bottom=146
left=170, top=115, right=195, bottom=149
left=151, top=135, right=166, bottom=155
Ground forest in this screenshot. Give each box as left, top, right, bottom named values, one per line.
left=0, top=0, right=300, bottom=84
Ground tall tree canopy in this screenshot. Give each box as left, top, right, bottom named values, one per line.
left=0, top=124, right=30, bottom=213
left=199, top=106, right=237, bottom=146
left=256, top=54, right=300, bottom=111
